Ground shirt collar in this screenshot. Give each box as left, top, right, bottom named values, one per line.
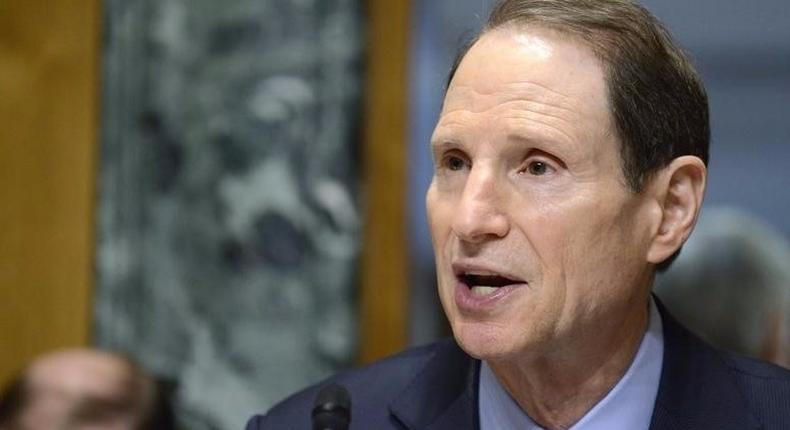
left=479, top=298, right=664, bottom=430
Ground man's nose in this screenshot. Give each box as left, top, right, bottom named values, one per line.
left=451, top=167, right=510, bottom=243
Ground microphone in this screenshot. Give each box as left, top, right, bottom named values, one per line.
left=311, top=383, right=351, bottom=430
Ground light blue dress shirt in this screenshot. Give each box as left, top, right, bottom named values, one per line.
left=479, top=298, right=664, bottom=430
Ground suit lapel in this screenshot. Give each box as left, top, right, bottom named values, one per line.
left=389, top=339, right=480, bottom=430
left=388, top=300, right=765, bottom=430
left=649, top=299, right=762, bottom=430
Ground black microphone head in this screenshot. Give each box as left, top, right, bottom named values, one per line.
left=311, top=384, right=351, bottom=430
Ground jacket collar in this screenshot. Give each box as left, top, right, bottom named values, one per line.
left=389, top=338, right=480, bottom=430
left=388, top=299, right=763, bottom=430
left=649, top=297, right=762, bottom=430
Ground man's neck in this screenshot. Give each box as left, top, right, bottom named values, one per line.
left=487, top=299, right=650, bottom=430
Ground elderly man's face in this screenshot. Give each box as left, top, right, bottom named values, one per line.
left=427, top=27, right=657, bottom=361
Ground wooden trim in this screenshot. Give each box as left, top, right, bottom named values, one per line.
left=0, top=0, right=100, bottom=385
left=359, top=0, right=412, bottom=364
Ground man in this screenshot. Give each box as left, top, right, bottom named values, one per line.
left=0, top=348, right=174, bottom=430
left=656, top=208, right=790, bottom=368
left=247, top=0, right=790, bottom=428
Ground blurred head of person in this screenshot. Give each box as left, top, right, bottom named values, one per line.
left=656, top=208, right=790, bottom=368
left=0, top=348, right=174, bottom=430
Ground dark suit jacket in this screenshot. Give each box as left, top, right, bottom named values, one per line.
left=246, top=302, right=790, bottom=429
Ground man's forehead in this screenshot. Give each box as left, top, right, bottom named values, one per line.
left=27, top=350, right=134, bottom=395
left=434, top=27, right=614, bottom=152
left=443, top=26, right=609, bottom=114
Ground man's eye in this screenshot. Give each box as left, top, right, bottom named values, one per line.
left=526, top=161, right=552, bottom=176
left=446, top=156, right=466, bottom=171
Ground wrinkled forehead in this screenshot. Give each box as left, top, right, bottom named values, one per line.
left=449, top=26, right=608, bottom=100
left=439, top=26, right=613, bottom=135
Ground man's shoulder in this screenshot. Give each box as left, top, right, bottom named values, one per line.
left=652, top=301, right=790, bottom=429
left=721, top=351, right=790, bottom=418
left=724, top=351, right=790, bottom=381
left=246, top=338, right=461, bottom=430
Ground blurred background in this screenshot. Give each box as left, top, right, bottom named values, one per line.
left=0, top=0, right=787, bottom=429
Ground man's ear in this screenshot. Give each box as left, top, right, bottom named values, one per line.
left=646, top=156, right=707, bottom=265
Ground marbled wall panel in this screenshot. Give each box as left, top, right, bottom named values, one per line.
left=96, top=1, right=362, bottom=429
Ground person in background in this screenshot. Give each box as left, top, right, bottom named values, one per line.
left=656, top=207, right=790, bottom=368
left=0, top=348, right=174, bottom=430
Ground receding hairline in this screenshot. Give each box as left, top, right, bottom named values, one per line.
left=446, top=23, right=627, bottom=177
left=448, top=18, right=624, bottom=104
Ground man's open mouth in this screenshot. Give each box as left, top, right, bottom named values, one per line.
left=457, top=272, right=525, bottom=296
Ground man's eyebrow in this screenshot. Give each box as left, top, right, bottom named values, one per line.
left=505, top=121, right=576, bottom=149
left=429, top=139, right=462, bottom=152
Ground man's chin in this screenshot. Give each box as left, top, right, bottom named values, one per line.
left=452, top=321, right=523, bottom=361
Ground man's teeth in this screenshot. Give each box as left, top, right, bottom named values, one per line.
left=470, top=286, right=499, bottom=296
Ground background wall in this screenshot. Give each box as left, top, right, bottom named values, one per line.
left=0, top=0, right=99, bottom=387
left=0, top=1, right=411, bottom=428
left=95, top=1, right=363, bottom=428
